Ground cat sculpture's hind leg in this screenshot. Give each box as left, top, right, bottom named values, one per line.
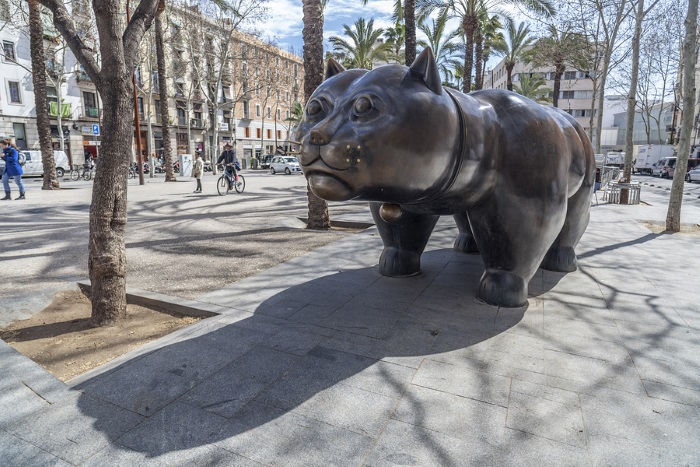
left=370, top=202, right=439, bottom=277
left=453, top=212, right=479, bottom=254
left=541, top=176, right=593, bottom=272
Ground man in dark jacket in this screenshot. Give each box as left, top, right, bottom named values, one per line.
left=216, top=143, right=239, bottom=188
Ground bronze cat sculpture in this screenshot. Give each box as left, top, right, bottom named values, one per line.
left=295, top=48, right=595, bottom=307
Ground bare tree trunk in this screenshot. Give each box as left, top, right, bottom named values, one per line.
left=39, top=0, right=159, bottom=325
left=29, top=0, right=59, bottom=190
left=666, top=0, right=698, bottom=231
left=302, top=0, right=330, bottom=230
left=155, top=6, right=176, bottom=182
left=89, top=78, right=132, bottom=325
left=404, top=0, right=416, bottom=66
left=621, top=0, right=645, bottom=200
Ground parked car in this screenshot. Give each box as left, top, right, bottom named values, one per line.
left=651, top=156, right=676, bottom=178
left=681, top=158, right=700, bottom=181
left=0, top=150, right=70, bottom=177
left=269, top=156, right=302, bottom=175
left=260, top=154, right=275, bottom=169
left=688, top=166, right=700, bottom=183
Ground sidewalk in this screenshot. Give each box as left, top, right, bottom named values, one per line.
left=1, top=184, right=700, bottom=465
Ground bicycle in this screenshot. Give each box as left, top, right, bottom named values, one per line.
left=217, top=164, right=245, bottom=195
left=70, top=165, right=94, bottom=181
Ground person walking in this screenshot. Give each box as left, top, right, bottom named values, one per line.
left=1, top=138, right=25, bottom=200
left=192, top=150, right=204, bottom=193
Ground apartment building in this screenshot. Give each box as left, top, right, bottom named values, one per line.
left=0, top=1, right=303, bottom=166
left=484, top=57, right=600, bottom=141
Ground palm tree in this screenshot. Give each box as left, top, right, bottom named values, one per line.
left=492, top=19, right=533, bottom=91
left=384, top=25, right=405, bottom=63
left=29, top=0, right=59, bottom=190
left=524, top=24, right=587, bottom=108
left=285, top=101, right=304, bottom=132
left=513, top=73, right=552, bottom=103
left=479, top=14, right=503, bottom=89
left=433, top=0, right=554, bottom=93
left=154, top=0, right=176, bottom=182
left=417, top=9, right=461, bottom=82
left=329, top=18, right=393, bottom=69
left=302, top=0, right=330, bottom=229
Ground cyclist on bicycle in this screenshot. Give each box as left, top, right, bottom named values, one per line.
left=216, top=143, right=239, bottom=189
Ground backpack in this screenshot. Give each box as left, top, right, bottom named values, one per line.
left=17, top=152, right=26, bottom=166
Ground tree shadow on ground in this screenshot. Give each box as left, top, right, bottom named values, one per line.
left=70, top=249, right=545, bottom=464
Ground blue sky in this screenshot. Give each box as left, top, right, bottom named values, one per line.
left=257, top=0, right=407, bottom=56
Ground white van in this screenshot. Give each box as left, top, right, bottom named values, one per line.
left=0, top=150, right=71, bottom=177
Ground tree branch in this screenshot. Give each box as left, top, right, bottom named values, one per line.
left=37, top=0, right=101, bottom=84
left=123, top=0, right=160, bottom=69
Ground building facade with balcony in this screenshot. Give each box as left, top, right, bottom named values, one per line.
left=0, top=1, right=304, bottom=167
left=484, top=57, right=601, bottom=143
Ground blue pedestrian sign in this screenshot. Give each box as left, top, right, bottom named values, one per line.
left=92, top=124, right=100, bottom=135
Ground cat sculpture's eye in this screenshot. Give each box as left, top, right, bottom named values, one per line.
left=354, top=96, right=372, bottom=115
left=307, top=99, right=323, bottom=116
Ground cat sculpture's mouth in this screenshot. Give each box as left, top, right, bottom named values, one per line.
left=301, top=147, right=356, bottom=201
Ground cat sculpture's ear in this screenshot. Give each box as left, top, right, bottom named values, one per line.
left=407, top=48, right=442, bottom=95
left=325, top=58, right=346, bottom=80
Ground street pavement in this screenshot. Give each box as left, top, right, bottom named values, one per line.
left=1, top=172, right=700, bottom=466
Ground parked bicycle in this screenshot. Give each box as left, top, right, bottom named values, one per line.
left=70, top=165, right=94, bottom=181
left=217, top=163, right=245, bottom=195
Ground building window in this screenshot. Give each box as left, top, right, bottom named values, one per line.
left=243, top=100, right=250, bottom=118
left=286, top=109, right=290, bottom=119
left=256, top=128, right=261, bottom=138
left=277, top=130, right=281, bottom=139
left=154, top=99, right=161, bottom=123
left=266, top=129, right=271, bottom=138
left=13, top=123, right=27, bottom=149
left=244, top=127, right=250, bottom=137
left=83, top=91, right=98, bottom=117
left=177, top=106, right=186, bottom=126
left=563, top=71, right=577, bottom=80
left=256, top=104, right=261, bottom=117
left=3, top=41, right=15, bottom=61
left=7, top=81, right=20, bottom=103
left=560, top=91, right=575, bottom=99
left=137, top=96, right=145, bottom=120
left=285, top=91, right=290, bottom=101
left=266, top=107, right=271, bottom=118
left=276, top=108, right=281, bottom=120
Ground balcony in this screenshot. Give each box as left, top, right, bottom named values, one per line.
left=77, top=71, right=92, bottom=83
left=177, top=117, right=187, bottom=126
left=84, top=107, right=99, bottom=118
left=191, top=118, right=203, bottom=128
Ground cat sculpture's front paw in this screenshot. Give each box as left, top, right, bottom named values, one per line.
left=541, top=246, right=578, bottom=272
left=477, top=270, right=527, bottom=307
left=378, top=247, right=421, bottom=277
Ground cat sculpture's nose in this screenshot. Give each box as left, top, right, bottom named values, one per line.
left=309, top=128, right=330, bottom=145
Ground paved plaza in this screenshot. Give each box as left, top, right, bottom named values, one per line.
left=1, top=172, right=700, bottom=465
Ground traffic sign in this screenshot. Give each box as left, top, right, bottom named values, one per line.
left=92, top=124, right=100, bottom=135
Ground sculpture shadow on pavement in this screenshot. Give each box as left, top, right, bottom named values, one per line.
left=65, top=248, right=560, bottom=464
